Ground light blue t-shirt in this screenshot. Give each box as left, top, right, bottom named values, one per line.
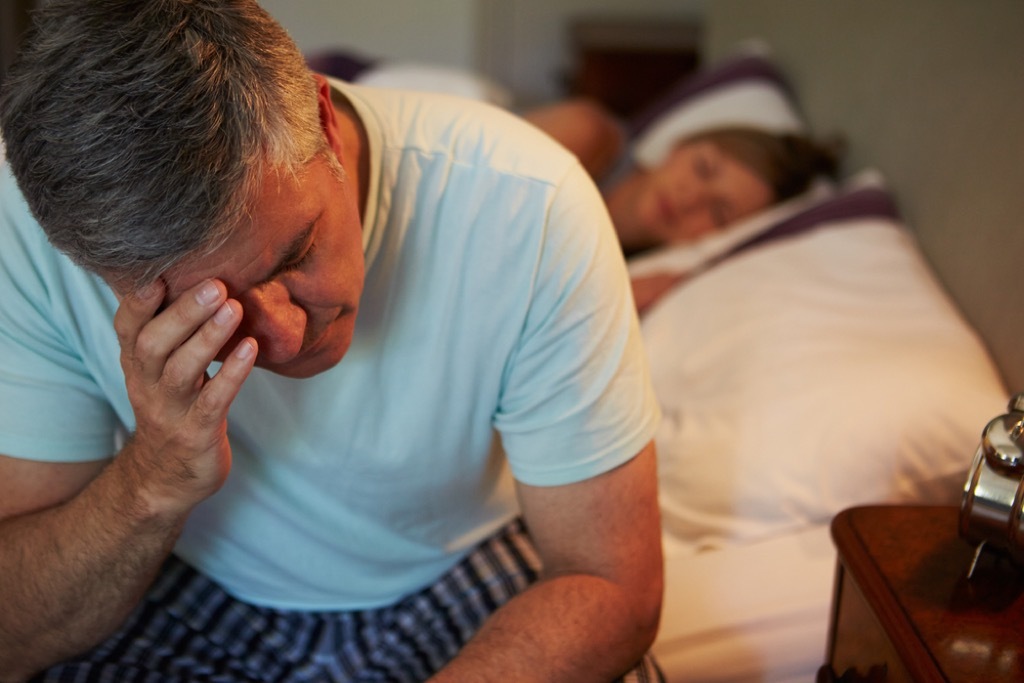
left=0, top=82, right=659, bottom=609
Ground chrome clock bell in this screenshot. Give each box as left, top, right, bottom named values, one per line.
left=960, top=392, right=1024, bottom=576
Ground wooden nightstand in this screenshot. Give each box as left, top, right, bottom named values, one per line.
left=820, top=505, right=1024, bottom=682
left=566, top=17, right=701, bottom=118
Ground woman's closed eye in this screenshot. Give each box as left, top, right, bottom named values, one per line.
left=693, top=153, right=714, bottom=180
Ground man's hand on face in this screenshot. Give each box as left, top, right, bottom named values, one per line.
left=113, top=278, right=257, bottom=519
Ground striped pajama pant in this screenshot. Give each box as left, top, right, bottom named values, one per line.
left=32, top=519, right=664, bottom=682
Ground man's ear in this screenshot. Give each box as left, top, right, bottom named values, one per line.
left=313, top=73, right=346, bottom=163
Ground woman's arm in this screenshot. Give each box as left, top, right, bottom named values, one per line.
left=524, top=99, right=627, bottom=182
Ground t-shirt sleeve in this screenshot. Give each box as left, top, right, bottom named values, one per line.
left=494, top=163, right=660, bottom=486
left=0, top=167, right=121, bottom=462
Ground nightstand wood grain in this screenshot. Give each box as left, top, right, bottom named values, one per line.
left=821, top=505, right=1024, bottom=682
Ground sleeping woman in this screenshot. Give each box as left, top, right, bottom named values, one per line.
left=524, top=98, right=842, bottom=312
left=302, top=49, right=838, bottom=309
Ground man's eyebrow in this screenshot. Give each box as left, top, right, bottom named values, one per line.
left=258, top=219, right=317, bottom=285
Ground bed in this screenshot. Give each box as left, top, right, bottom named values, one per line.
left=638, top=3, right=1022, bottom=679
left=319, top=3, right=1024, bottom=678
left=627, top=68, right=1008, bottom=683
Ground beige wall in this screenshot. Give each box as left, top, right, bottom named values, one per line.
left=260, top=0, right=480, bottom=69
left=260, top=0, right=707, bottom=105
left=706, top=0, right=1024, bottom=390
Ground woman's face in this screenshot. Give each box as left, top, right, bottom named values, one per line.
left=633, top=139, right=774, bottom=244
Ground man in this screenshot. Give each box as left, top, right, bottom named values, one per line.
left=0, top=1, right=663, bottom=681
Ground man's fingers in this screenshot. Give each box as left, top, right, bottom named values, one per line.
left=161, top=298, right=244, bottom=395
left=120, top=280, right=228, bottom=386
left=110, top=280, right=256, bottom=516
left=113, top=280, right=165, bottom=350
left=192, top=337, right=258, bottom=426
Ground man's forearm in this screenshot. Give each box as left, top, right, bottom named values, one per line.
left=430, top=572, right=661, bottom=683
left=0, top=453, right=187, bottom=682
left=0, top=277, right=254, bottom=681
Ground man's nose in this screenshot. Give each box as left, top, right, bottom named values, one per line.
left=239, top=282, right=306, bottom=363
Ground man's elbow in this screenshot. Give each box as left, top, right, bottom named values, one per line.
left=617, top=533, right=663, bottom=654
left=633, top=562, right=664, bottom=651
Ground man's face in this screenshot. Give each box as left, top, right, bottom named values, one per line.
left=161, top=155, right=365, bottom=379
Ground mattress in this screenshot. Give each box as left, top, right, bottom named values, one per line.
left=653, top=525, right=837, bottom=683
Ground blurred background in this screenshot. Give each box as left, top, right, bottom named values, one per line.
left=258, top=0, right=707, bottom=112
left=1, top=0, right=34, bottom=86
left=1, top=0, right=708, bottom=115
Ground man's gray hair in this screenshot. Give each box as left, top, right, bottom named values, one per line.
left=0, top=0, right=327, bottom=289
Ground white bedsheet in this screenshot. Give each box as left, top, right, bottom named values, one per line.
left=653, top=525, right=837, bottom=682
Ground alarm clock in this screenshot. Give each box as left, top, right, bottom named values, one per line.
left=960, top=392, right=1024, bottom=573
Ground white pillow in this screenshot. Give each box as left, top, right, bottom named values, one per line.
left=644, top=202, right=1008, bottom=550
left=633, top=82, right=805, bottom=169
left=629, top=46, right=806, bottom=170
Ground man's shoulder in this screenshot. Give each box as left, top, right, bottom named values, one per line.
left=0, top=164, right=48, bottom=263
left=0, top=163, right=110, bottom=304
left=340, top=81, right=578, bottom=184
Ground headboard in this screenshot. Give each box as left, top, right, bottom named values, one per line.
left=704, top=0, right=1024, bottom=393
